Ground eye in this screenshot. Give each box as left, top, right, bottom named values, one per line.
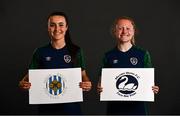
left=126, top=28, right=130, bottom=30
left=117, top=26, right=123, bottom=30
left=49, top=23, right=55, bottom=27
left=59, top=22, right=65, bottom=27
left=119, top=27, right=123, bottom=30
left=59, top=24, right=64, bottom=27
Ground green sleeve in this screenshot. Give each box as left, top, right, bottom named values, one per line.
left=76, top=49, right=86, bottom=70
left=144, top=51, right=152, bottom=68
left=28, top=49, right=40, bottom=69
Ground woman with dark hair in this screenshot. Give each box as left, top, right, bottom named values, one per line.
left=97, top=16, right=159, bottom=115
left=19, top=11, right=92, bottom=114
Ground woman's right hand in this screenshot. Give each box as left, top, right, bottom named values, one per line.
left=97, top=82, right=103, bottom=93
left=19, top=80, right=31, bottom=90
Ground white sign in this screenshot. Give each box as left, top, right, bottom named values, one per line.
left=29, top=68, right=83, bottom=104
left=100, top=68, right=154, bottom=102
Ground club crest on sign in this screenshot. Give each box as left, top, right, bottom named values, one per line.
left=45, top=74, right=66, bottom=97
left=115, top=72, right=139, bottom=97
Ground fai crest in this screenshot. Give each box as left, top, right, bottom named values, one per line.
left=64, top=55, right=71, bottom=63
left=130, top=57, right=138, bottom=65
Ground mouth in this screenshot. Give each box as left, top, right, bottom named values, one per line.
left=121, top=34, right=129, bottom=36
left=54, top=32, right=63, bottom=35
left=54, top=33, right=60, bottom=35
left=120, top=35, right=129, bottom=38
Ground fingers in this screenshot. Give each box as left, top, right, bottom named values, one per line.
left=97, top=87, right=103, bottom=93
left=97, top=83, right=103, bottom=93
left=79, top=81, right=92, bottom=91
left=152, top=86, right=159, bottom=94
left=19, top=81, right=31, bottom=90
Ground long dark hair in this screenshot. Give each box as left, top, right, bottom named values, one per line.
left=47, top=11, right=80, bottom=66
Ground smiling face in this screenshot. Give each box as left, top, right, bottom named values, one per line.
left=114, top=19, right=135, bottom=44
left=48, top=15, right=68, bottom=41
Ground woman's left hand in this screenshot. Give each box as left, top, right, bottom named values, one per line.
left=79, top=81, right=92, bottom=91
left=152, top=85, right=159, bottom=94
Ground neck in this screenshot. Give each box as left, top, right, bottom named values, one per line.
left=51, top=39, right=66, bottom=49
left=117, top=42, right=132, bottom=52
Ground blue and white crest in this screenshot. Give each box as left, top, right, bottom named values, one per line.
left=64, top=55, right=71, bottom=63
left=46, top=75, right=65, bottom=96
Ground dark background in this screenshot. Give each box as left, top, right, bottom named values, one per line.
left=0, top=0, right=179, bottom=114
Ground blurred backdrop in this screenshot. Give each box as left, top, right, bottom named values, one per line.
left=0, top=0, right=179, bottom=114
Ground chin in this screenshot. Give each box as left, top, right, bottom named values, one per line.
left=119, top=39, right=131, bottom=43
left=119, top=38, right=129, bottom=41
left=51, top=37, right=61, bottom=41
left=53, top=36, right=63, bottom=39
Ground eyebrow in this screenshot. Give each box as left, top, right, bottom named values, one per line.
left=49, top=22, right=66, bottom=27
left=50, top=22, right=64, bottom=24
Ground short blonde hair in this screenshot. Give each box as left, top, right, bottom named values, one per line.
left=111, top=16, right=137, bottom=45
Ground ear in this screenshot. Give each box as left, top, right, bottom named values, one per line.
left=47, top=22, right=51, bottom=31
left=66, top=25, right=68, bottom=30
left=47, top=26, right=51, bottom=33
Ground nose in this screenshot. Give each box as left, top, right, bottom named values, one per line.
left=54, top=25, right=60, bottom=31
left=122, top=28, right=128, bottom=34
